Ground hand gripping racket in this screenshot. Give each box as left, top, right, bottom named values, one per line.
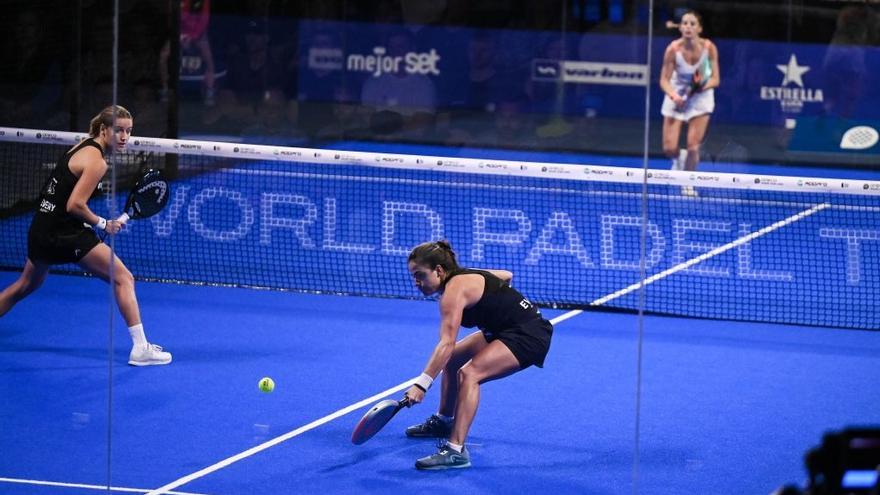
left=117, top=168, right=169, bottom=224
left=351, top=396, right=411, bottom=445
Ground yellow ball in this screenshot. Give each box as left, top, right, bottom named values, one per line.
left=258, top=377, right=275, bottom=393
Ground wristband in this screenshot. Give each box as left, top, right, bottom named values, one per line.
left=94, top=217, right=107, bottom=231
left=413, top=372, right=433, bottom=392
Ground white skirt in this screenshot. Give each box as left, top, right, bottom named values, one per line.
left=661, top=88, right=715, bottom=121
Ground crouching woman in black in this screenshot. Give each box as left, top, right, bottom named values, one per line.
left=404, top=240, right=552, bottom=470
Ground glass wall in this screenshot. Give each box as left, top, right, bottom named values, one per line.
left=1, top=0, right=877, bottom=494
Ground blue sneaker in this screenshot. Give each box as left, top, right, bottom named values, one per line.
left=415, top=443, right=471, bottom=470
left=405, top=414, right=452, bottom=438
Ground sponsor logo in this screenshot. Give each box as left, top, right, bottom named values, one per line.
left=333, top=153, right=364, bottom=163
left=695, top=174, right=720, bottom=182
left=754, top=177, right=784, bottom=186
left=436, top=159, right=465, bottom=168
left=760, top=54, right=823, bottom=114
left=178, top=143, right=202, bottom=150
left=532, top=60, right=647, bottom=86
left=34, top=132, right=65, bottom=143
left=236, top=146, right=261, bottom=156
left=277, top=149, right=302, bottom=157
left=347, top=46, right=441, bottom=78
left=540, top=165, right=571, bottom=174
left=480, top=162, right=508, bottom=170
left=532, top=60, right=561, bottom=81
left=16, top=131, right=24, bottom=137
left=798, top=180, right=829, bottom=188
left=559, top=61, right=647, bottom=86
left=376, top=156, right=404, bottom=163
left=134, top=139, right=162, bottom=149
left=308, top=47, right=344, bottom=71
left=213, top=145, right=222, bottom=151
left=862, top=182, right=880, bottom=191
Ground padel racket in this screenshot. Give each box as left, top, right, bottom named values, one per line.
left=686, top=57, right=712, bottom=97
left=117, top=168, right=169, bottom=224
left=351, top=397, right=411, bottom=445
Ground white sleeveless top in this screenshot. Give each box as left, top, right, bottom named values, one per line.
left=661, top=43, right=715, bottom=121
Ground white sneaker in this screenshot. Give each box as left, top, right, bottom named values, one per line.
left=129, top=343, right=172, bottom=366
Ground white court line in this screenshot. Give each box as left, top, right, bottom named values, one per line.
left=146, top=202, right=830, bottom=495
left=0, top=476, right=207, bottom=495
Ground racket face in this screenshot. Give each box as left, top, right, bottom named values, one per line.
left=128, top=169, right=169, bottom=219
left=351, top=399, right=401, bottom=445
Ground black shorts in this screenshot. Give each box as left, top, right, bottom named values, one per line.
left=27, top=223, right=101, bottom=265
left=485, top=317, right=553, bottom=369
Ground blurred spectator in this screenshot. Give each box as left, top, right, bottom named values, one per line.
left=159, top=0, right=217, bottom=106
left=218, top=18, right=285, bottom=115
left=130, top=78, right=167, bottom=137
left=241, top=89, right=305, bottom=145
left=821, top=5, right=876, bottom=119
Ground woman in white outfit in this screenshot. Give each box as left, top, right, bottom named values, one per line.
left=659, top=11, right=720, bottom=175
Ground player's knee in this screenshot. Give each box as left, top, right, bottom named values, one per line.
left=114, top=268, right=135, bottom=290
left=457, top=364, right=480, bottom=386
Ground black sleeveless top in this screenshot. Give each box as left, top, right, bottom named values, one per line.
left=31, top=138, right=105, bottom=235
left=442, top=268, right=543, bottom=333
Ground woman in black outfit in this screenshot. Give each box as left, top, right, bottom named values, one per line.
left=404, top=240, right=552, bottom=470
left=0, top=105, right=171, bottom=366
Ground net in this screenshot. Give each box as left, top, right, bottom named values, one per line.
left=1, top=126, right=878, bottom=329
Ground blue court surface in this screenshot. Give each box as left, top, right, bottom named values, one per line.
left=2, top=271, right=879, bottom=495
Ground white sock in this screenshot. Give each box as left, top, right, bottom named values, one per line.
left=670, top=157, right=679, bottom=170
left=128, top=324, right=147, bottom=348
left=679, top=149, right=688, bottom=169
left=446, top=441, right=463, bottom=453
left=436, top=413, right=453, bottom=424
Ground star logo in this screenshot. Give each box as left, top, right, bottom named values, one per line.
left=776, top=54, right=810, bottom=87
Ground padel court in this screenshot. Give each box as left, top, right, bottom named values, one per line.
left=1, top=138, right=879, bottom=494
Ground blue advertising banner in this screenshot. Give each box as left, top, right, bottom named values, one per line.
left=294, top=20, right=880, bottom=128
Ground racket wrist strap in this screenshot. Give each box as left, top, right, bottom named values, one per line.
left=94, top=216, right=107, bottom=231
left=413, top=373, right=433, bottom=392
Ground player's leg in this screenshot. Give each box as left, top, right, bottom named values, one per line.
left=448, top=340, right=521, bottom=447
left=78, top=243, right=141, bottom=326
left=78, top=243, right=171, bottom=365
left=407, top=331, right=488, bottom=438
left=439, top=331, right=488, bottom=417
left=415, top=340, right=520, bottom=469
left=196, top=36, right=216, bottom=105
left=662, top=116, right=684, bottom=169
left=684, top=114, right=711, bottom=171
left=0, top=259, right=49, bottom=317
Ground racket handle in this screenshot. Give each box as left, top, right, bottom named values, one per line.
left=116, top=213, right=130, bottom=225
